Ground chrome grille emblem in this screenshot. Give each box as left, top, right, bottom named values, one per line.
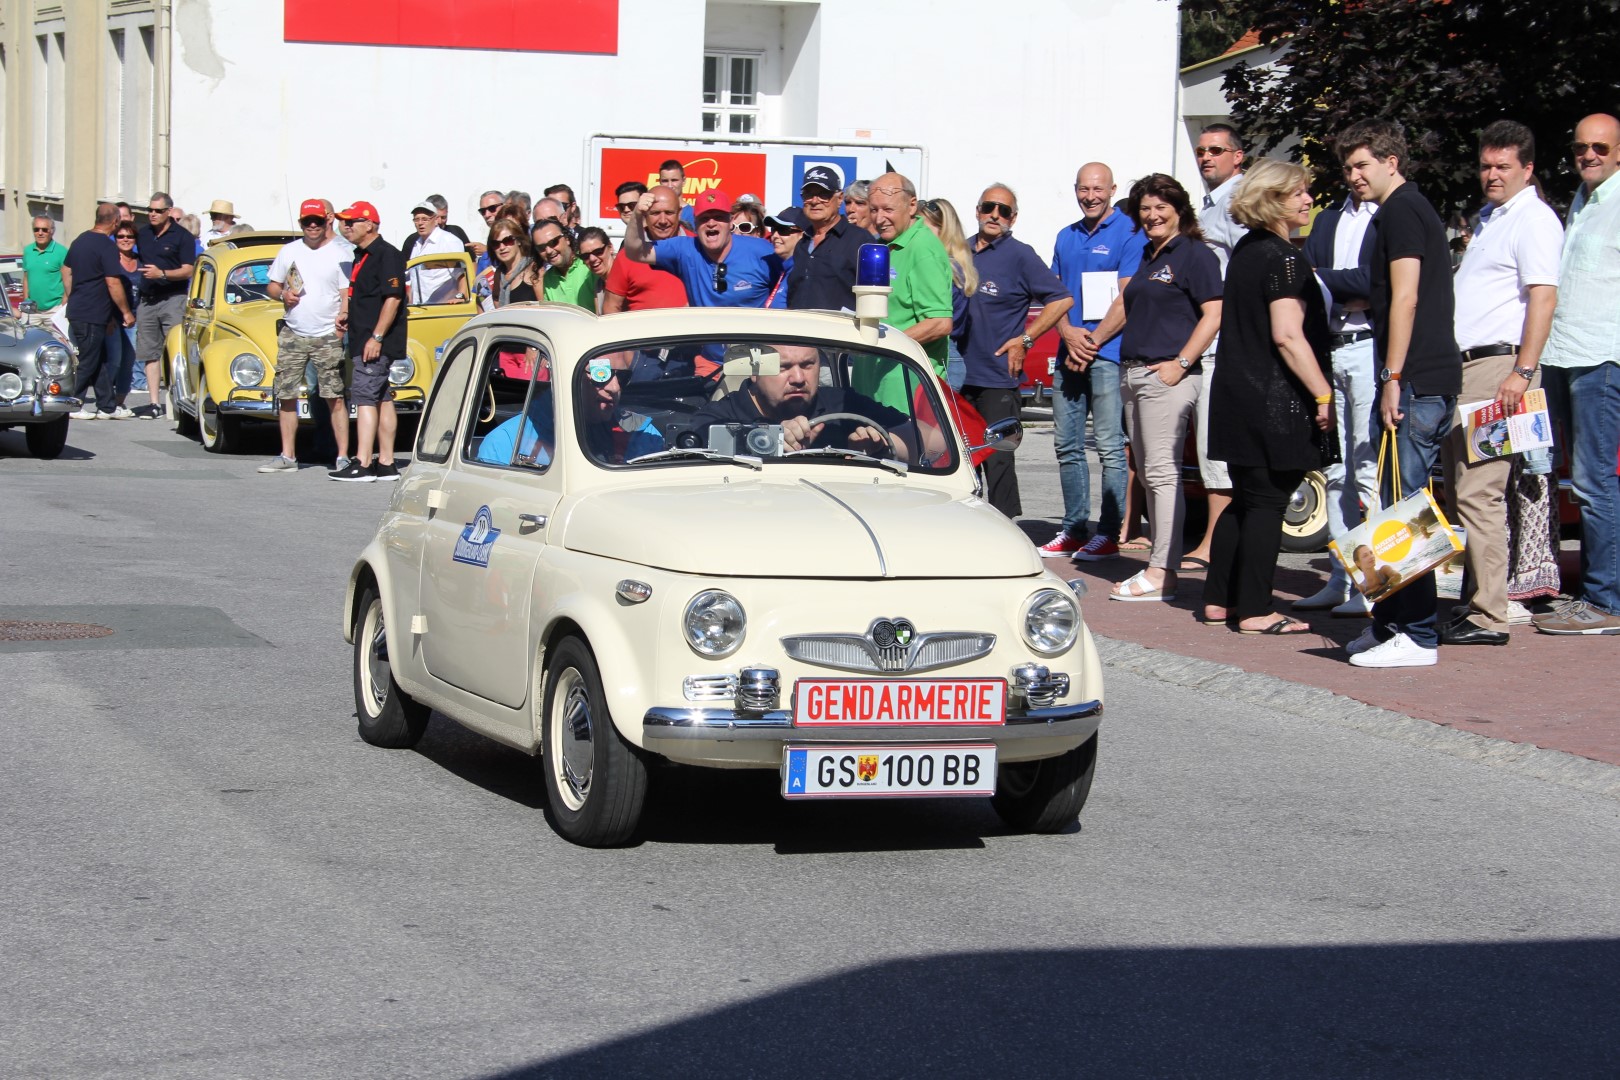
left=869, top=618, right=916, bottom=671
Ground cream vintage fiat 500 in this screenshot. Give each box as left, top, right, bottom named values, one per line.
left=344, top=300, right=1104, bottom=846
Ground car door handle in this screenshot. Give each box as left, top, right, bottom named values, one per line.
left=518, top=513, right=547, bottom=530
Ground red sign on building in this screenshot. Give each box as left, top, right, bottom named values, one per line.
left=285, top=0, right=617, bottom=55
left=597, top=148, right=770, bottom=217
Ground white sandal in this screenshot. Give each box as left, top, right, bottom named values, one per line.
left=1110, top=569, right=1176, bottom=602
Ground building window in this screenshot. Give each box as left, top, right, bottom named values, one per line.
left=34, top=32, right=66, bottom=196
left=104, top=22, right=157, bottom=201
left=702, top=51, right=758, bottom=135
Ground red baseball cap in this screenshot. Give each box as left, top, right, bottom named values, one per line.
left=335, top=201, right=380, bottom=224
left=691, top=190, right=733, bottom=220
left=298, top=198, right=327, bottom=220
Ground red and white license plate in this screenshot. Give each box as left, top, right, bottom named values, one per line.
left=793, top=678, right=1006, bottom=727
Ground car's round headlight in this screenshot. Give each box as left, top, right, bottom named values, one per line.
left=0, top=372, right=22, bottom=400
left=35, top=343, right=71, bottom=377
left=229, top=353, right=266, bottom=387
left=388, top=357, right=414, bottom=385
left=683, top=590, right=746, bottom=658
left=1022, top=588, right=1079, bottom=655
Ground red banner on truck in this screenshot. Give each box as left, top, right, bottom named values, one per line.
left=597, top=148, right=769, bottom=216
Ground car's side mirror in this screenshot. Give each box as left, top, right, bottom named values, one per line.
left=18, top=300, right=38, bottom=315
left=189, top=297, right=207, bottom=309
left=968, top=416, right=1023, bottom=454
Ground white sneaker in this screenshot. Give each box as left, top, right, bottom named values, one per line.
left=109, top=406, right=136, bottom=420
left=1293, top=581, right=1350, bottom=610
left=69, top=408, right=97, bottom=420
left=1331, top=592, right=1373, bottom=618
left=1349, top=631, right=1437, bottom=668
left=1345, top=626, right=1383, bottom=656
left=1506, top=600, right=1534, bottom=626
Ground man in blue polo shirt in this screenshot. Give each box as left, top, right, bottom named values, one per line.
left=957, top=183, right=1073, bottom=518
left=620, top=188, right=785, bottom=308
left=1041, top=162, right=1147, bottom=560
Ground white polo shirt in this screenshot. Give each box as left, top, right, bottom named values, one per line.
left=404, top=226, right=464, bottom=302
left=1200, top=173, right=1247, bottom=277
left=1452, top=184, right=1563, bottom=351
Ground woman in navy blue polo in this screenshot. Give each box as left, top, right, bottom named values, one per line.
left=1093, top=174, right=1224, bottom=601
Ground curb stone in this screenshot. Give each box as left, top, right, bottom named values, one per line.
left=1094, top=634, right=1620, bottom=802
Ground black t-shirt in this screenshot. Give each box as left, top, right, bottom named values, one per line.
left=786, top=218, right=879, bottom=312
left=1368, top=181, right=1461, bottom=396
left=1120, top=233, right=1223, bottom=361
left=348, top=237, right=408, bottom=358
left=1209, top=231, right=1337, bottom=470
left=63, top=231, right=123, bottom=326
left=692, top=383, right=907, bottom=449
left=134, top=221, right=197, bottom=301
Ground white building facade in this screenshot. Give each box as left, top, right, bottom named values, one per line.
left=4, top=0, right=1180, bottom=261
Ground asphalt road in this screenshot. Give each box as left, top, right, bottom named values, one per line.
left=3, top=415, right=1618, bottom=1079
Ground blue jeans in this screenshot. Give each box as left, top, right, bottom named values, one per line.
left=1371, top=386, right=1454, bottom=649
left=1053, top=359, right=1126, bottom=538
left=1542, top=363, right=1620, bottom=615
left=1322, top=338, right=1379, bottom=585
left=107, top=325, right=139, bottom=396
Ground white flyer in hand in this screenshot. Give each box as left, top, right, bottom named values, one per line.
left=1080, top=270, right=1119, bottom=321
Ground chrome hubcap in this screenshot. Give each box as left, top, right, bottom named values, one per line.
left=551, top=668, right=594, bottom=810
left=364, top=604, right=390, bottom=713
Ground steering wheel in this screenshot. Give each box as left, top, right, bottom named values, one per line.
left=806, top=412, right=897, bottom=458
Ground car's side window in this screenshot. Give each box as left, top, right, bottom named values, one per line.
left=462, top=337, right=554, bottom=473
left=415, top=338, right=477, bottom=464
left=192, top=262, right=216, bottom=309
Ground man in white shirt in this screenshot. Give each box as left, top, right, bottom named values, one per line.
left=1182, top=122, right=1247, bottom=568
left=1297, top=189, right=1381, bottom=615
left=403, top=196, right=464, bottom=303
left=1440, top=120, right=1563, bottom=644
left=258, top=198, right=356, bottom=474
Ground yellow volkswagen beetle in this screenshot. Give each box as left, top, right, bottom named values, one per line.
left=164, top=233, right=479, bottom=453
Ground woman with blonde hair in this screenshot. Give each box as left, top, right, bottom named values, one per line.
left=919, top=197, right=978, bottom=388
left=1201, top=158, right=1337, bottom=633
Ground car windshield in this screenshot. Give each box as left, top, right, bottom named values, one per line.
left=224, top=261, right=273, bottom=304
left=573, top=338, right=962, bottom=474
left=408, top=257, right=469, bottom=306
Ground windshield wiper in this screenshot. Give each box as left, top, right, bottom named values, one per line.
left=781, top=447, right=908, bottom=475
left=626, top=447, right=763, bottom=470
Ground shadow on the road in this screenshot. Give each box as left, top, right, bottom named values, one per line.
left=413, top=713, right=547, bottom=810
left=484, top=940, right=1620, bottom=1078
left=0, top=429, right=95, bottom=460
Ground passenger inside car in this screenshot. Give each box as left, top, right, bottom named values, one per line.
left=475, top=348, right=662, bottom=467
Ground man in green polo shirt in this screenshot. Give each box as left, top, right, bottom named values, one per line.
left=861, top=172, right=953, bottom=409
left=21, top=216, right=69, bottom=314
left=533, top=220, right=597, bottom=311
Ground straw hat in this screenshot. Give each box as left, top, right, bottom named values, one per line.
left=208, top=199, right=237, bottom=219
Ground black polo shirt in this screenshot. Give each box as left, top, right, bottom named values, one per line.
left=1368, top=181, right=1461, bottom=396
left=63, top=230, right=122, bottom=326
left=1119, top=233, right=1223, bottom=361
left=134, top=221, right=197, bottom=302
left=786, top=218, right=879, bottom=311
left=347, top=237, right=408, bottom=358
left=692, top=384, right=906, bottom=448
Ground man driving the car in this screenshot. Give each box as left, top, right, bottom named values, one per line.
left=476, top=350, right=662, bottom=467
left=694, top=344, right=922, bottom=459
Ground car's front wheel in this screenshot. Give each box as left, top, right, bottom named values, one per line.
left=541, top=637, right=648, bottom=847
left=990, top=733, right=1098, bottom=833
left=352, top=586, right=430, bottom=748
left=197, top=379, right=240, bottom=454
left=171, top=358, right=198, bottom=438
left=25, top=416, right=69, bottom=459
left=1281, top=470, right=1331, bottom=553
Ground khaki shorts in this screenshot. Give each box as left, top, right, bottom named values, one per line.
left=275, top=328, right=345, bottom=400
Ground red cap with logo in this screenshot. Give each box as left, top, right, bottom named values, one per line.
left=691, top=190, right=733, bottom=220
left=298, top=198, right=327, bottom=220
left=335, top=201, right=380, bottom=224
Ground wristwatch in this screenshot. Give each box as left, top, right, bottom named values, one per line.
left=371, top=332, right=384, bottom=342
left=1379, top=367, right=1402, bottom=383
left=1176, top=355, right=1192, bottom=370
left=1020, top=334, right=1035, bottom=351
left=1512, top=365, right=1537, bottom=381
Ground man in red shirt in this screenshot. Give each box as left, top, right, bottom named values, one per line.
left=602, top=185, right=688, bottom=313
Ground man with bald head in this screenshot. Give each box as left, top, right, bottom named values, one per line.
left=533, top=197, right=567, bottom=231
left=603, top=185, right=687, bottom=312
left=1039, top=163, right=1148, bottom=558
left=859, top=172, right=953, bottom=410
left=1533, top=112, right=1620, bottom=635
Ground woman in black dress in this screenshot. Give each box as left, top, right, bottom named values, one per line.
left=1203, top=159, right=1338, bottom=633
left=488, top=218, right=538, bottom=307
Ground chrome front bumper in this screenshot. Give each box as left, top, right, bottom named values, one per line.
left=0, top=393, right=82, bottom=421
left=644, top=698, right=1102, bottom=747
left=219, top=395, right=425, bottom=417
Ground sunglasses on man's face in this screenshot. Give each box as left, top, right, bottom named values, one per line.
left=299, top=217, right=326, bottom=228
left=616, top=201, right=639, bottom=213
left=479, top=204, right=502, bottom=216
left=1572, top=141, right=1614, bottom=158
left=146, top=206, right=168, bottom=214
left=1194, top=145, right=1234, bottom=159
left=536, top=236, right=567, bottom=252
left=978, top=200, right=1015, bottom=219
left=33, top=227, right=52, bottom=234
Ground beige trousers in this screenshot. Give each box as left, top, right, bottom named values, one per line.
left=1441, top=352, right=1540, bottom=633
left=1123, top=363, right=1201, bottom=571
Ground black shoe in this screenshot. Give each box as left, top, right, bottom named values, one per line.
left=328, top=460, right=376, bottom=483
left=371, top=461, right=400, bottom=481
left=1439, top=619, right=1509, bottom=646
